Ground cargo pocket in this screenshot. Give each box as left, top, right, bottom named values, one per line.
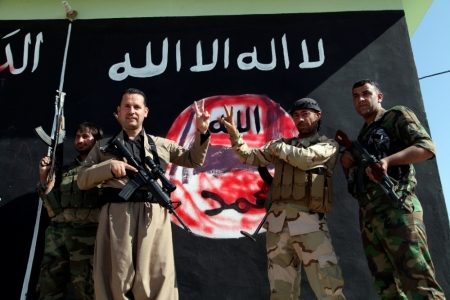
left=280, top=164, right=294, bottom=199
left=45, top=190, right=62, bottom=217
left=292, top=168, right=306, bottom=200
left=70, top=177, right=84, bottom=207
left=59, top=175, right=73, bottom=207
left=308, top=175, right=334, bottom=213
left=75, top=208, right=89, bottom=221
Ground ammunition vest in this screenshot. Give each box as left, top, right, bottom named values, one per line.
left=271, top=136, right=334, bottom=213
left=45, top=160, right=100, bottom=215
left=59, top=162, right=99, bottom=208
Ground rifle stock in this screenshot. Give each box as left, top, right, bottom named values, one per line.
left=335, top=129, right=404, bottom=208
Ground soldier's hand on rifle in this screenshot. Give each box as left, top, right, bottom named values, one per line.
left=193, top=99, right=210, bottom=133
left=110, top=159, right=138, bottom=178
left=39, top=156, right=52, bottom=184
left=220, top=105, right=238, bottom=135
left=365, top=159, right=388, bottom=183
left=340, top=150, right=355, bottom=169
left=38, top=156, right=55, bottom=193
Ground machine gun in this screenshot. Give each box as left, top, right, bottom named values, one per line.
left=335, top=130, right=404, bottom=209
left=108, top=136, right=193, bottom=234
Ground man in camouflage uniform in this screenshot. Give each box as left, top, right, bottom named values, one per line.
left=340, top=79, right=445, bottom=299
left=221, top=99, right=346, bottom=300
left=36, top=122, right=103, bottom=300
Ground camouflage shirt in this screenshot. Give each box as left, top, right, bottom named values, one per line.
left=354, top=106, right=436, bottom=200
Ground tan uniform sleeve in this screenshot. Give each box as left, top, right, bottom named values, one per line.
left=77, top=142, right=118, bottom=190
left=77, top=130, right=210, bottom=190
left=230, top=132, right=338, bottom=174
left=274, top=138, right=339, bottom=175
left=229, top=132, right=275, bottom=167
left=167, top=130, right=210, bottom=168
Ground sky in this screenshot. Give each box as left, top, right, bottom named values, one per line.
left=411, top=0, right=450, bottom=219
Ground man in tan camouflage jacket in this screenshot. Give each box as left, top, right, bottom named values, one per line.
left=221, top=98, right=345, bottom=300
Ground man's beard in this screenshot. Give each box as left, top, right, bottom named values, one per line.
left=76, top=144, right=94, bottom=155
left=77, top=149, right=91, bottom=155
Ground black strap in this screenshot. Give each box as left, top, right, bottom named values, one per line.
left=100, top=134, right=123, bottom=158
left=146, top=134, right=161, bottom=167
left=101, top=133, right=164, bottom=172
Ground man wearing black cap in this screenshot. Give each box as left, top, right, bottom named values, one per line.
left=221, top=98, right=346, bottom=300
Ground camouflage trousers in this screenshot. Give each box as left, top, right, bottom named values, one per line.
left=359, top=193, right=445, bottom=300
left=37, top=222, right=97, bottom=300
left=266, top=221, right=346, bottom=300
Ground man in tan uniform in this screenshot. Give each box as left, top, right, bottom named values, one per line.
left=221, top=98, right=345, bottom=300
left=77, top=88, right=210, bottom=300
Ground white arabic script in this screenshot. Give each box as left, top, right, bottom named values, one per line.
left=108, top=34, right=325, bottom=81
left=0, top=29, right=44, bottom=74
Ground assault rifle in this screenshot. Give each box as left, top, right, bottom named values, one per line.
left=34, top=91, right=66, bottom=189
left=108, top=136, right=193, bottom=234
left=335, top=130, right=404, bottom=208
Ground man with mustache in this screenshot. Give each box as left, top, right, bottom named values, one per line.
left=221, top=98, right=346, bottom=300
left=36, top=122, right=103, bottom=300
left=77, top=88, right=210, bottom=300
left=340, top=79, right=444, bottom=299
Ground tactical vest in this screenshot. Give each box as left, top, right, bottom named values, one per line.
left=60, top=162, right=99, bottom=208
left=45, top=161, right=100, bottom=216
left=271, top=137, right=334, bottom=213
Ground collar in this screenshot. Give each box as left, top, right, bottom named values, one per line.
left=373, top=107, right=386, bottom=123
left=297, top=132, right=320, bottom=147
left=74, top=156, right=82, bottom=166
left=360, top=107, right=386, bottom=133
left=123, top=129, right=145, bottom=142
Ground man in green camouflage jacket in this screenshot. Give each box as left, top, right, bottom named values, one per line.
left=36, top=122, right=103, bottom=300
left=221, top=98, right=346, bottom=300
left=340, top=79, right=445, bottom=299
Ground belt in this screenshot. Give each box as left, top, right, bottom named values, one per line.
left=101, top=188, right=158, bottom=203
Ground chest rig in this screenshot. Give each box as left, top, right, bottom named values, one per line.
left=58, top=161, right=100, bottom=208
left=271, top=136, right=333, bottom=213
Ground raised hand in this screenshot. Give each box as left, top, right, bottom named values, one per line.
left=39, top=156, right=52, bottom=180
left=38, top=156, right=55, bottom=192
left=193, top=99, right=210, bottom=133
left=220, top=105, right=238, bottom=135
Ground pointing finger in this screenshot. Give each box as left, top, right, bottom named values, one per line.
left=124, top=164, right=138, bottom=173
